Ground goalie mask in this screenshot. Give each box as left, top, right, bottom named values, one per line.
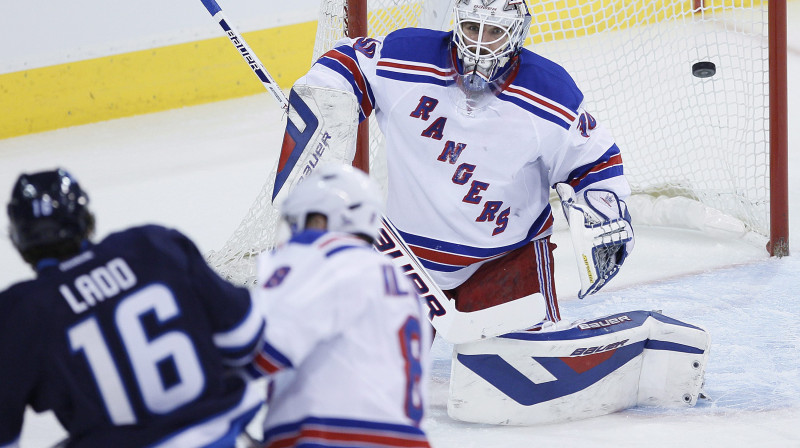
left=7, top=168, right=95, bottom=266
left=452, top=0, right=531, bottom=89
left=281, top=164, right=384, bottom=243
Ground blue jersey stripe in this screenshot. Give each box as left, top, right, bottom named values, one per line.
left=498, top=92, right=572, bottom=130
left=264, top=416, right=428, bottom=444
left=566, top=144, right=622, bottom=182
left=325, top=245, right=364, bottom=258
left=376, top=69, right=455, bottom=87
left=572, top=165, right=624, bottom=191
left=398, top=205, right=552, bottom=261
left=259, top=339, right=293, bottom=369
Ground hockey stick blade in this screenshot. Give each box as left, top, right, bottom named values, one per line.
left=376, top=217, right=547, bottom=344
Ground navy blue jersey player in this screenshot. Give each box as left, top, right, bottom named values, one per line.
left=0, top=168, right=265, bottom=448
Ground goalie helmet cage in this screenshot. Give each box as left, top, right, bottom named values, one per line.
left=204, top=0, right=788, bottom=286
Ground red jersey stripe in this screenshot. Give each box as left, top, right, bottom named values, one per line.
left=269, top=427, right=430, bottom=448
left=377, top=60, right=455, bottom=77
left=321, top=50, right=374, bottom=117
left=505, top=85, right=576, bottom=123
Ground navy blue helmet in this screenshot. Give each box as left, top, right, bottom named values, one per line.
left=7, top=168, right=95, bottom=265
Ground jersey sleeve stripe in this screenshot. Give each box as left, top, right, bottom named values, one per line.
left=318, top=49, right=375, bottom=118
left=378, top=59, right=454, bottom=75
left=376, top=58, right=455, bottom=87
left=325, top=245, right=366, bottom=258
left=315, top=233, right=370, bottom=257
left=499, top=84, right=578, bottom=130
left=254, top=353, right=282, bottom=375
left=377, top=59, right=455, bottom=79
left=566, top=144, right=625, bottom=191
left=317, top=234, right=363, bottom=248
left=253, top=340, right=293, bottom=375
left=505, top=84, right=577, bottom=122
left=377, top=69, right=455, bottom=87
left=506, top=85, right=578, bottom=119
left=571, top=165, right=625, bottom=192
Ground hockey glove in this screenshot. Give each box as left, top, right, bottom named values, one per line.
left=555, top=183, right=634, bottom=299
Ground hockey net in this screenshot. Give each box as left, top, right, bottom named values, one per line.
left=206, top=0, right=786, bottom=285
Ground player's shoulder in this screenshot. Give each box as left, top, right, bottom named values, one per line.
left=384, top=27, right=450, bottom=44
left=257, top=230, right=383, bottom=291
left=106, top=223, right=181, bottom=239
left=278, top=230, right=386, bottom=275
left=0, top=282, right=43, bottom=364
left=0, top=273, right=53, bottom=333
left=101, top=224, right=190, bottom=250
left=380, top=28, right=452, bottom=66
left=0, top=277, right=36, bottom=306
left=98, top=224, right=202, bottom=269
left=508, top=49, right=585, bottom=113
left=292, top=230, right=374, bottom=258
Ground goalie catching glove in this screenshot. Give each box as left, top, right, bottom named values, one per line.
left=555, top=183, right=634, bottom=299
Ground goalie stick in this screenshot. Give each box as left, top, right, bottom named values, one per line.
left=198, top=0, right=547, bottom=343
left=376, top=217, right=546, bottom=344
left=199, top=0, right=288, bottom=111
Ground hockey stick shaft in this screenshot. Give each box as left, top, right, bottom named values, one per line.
left=199, top=1, right=546, bottom=343
left=199, top=0, right=289, bottom=110
left=377, top=217, right=546, bottom=344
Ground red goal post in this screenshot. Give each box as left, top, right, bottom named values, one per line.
left=768, top=0, right=789, bottom=256
left=346, top=0, right=371, bottom=175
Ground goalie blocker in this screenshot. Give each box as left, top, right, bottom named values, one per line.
left=273, top=84, right=360, bottom=206
left=448, top=310, right=710, bottom=425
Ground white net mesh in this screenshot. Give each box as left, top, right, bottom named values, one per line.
left=528, top=1, right=770, bottom=237
left=206, top=0, right=772, bottom=285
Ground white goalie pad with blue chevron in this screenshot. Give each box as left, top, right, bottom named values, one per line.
left=448, top=311, right=710, bottom=425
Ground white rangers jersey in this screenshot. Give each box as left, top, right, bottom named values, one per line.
left=251, top=230, right=432, bottom=448
left=293, top=28, right=631, bottom=290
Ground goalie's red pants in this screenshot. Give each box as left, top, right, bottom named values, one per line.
left=444, top=237, right=561, bottom=323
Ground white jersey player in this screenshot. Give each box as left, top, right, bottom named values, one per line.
left=276, top=0, right=635, bottom=326
left=250, top=164, right=432, bottom=448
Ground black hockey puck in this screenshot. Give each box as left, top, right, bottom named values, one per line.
left=692, top=61, right=716, bottom=78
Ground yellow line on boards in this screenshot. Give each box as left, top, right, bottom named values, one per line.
left=0, top=21, right=316, bottom=140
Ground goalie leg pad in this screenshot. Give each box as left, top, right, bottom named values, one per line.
left=447, top=310, right=709, bottom=425
left=273, top=85, right=359, bottom=204
left=638, top=314, right=710, bottom=407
